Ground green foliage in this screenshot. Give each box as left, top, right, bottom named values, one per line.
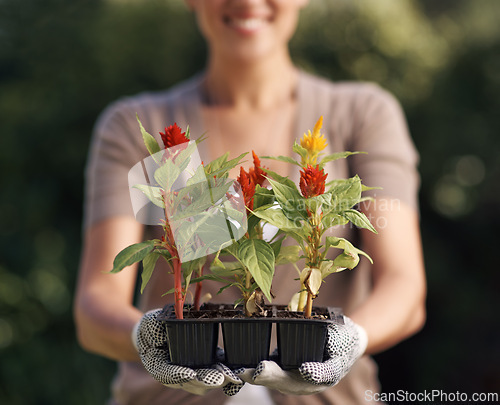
left=141, top=252, right=161, bottom=294
left=237, top=239, right=275, bottom=302
left=112, top=117, right=248, bottom=298
left=110, top=240, right=156, bottom=274
left=137, top=114, right=161, bottom=157
left=1, top=0, right=499, bottom=402
left=260, top=165, right=375, bottom=289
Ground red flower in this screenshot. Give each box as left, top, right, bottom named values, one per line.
left=160, top=123, right=189, bottom=149
left=299, top=165, right=327, bottom=198
left=237, top=166, right=256, bottom=210
left=248, top=151, right=266, bottom=187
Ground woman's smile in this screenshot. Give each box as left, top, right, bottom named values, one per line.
left=223, top=15, right=270, bottom=35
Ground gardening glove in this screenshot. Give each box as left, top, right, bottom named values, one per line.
left=236, top=316, right=368, bottom=395
left=133, top=309, right=243, bottom=396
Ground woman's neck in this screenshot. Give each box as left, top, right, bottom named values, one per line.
left=203, top=51, right=299, bottom=111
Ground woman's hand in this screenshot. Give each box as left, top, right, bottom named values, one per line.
left=235, top=316, right=367, bottom=395
left=134, top=309, right=243, bottom=396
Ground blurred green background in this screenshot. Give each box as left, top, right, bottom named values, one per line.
left=1, top=0, right=499, bottom=403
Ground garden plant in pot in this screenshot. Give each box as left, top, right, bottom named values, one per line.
left=110, top=118, right=295, bottom=368
left=110, top=115, right=377, bottom=392
left=110, top=117, right=250, bottom=367
left=189, top=152, right=301, bottom=368
left=253, top=116, right=377, bottom=369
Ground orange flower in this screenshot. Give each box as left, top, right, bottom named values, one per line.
left=248, top=151, right=266, bottom=187
left=299, top=165, right=327, bottom=198
left=160, top=123, right=189, bottom=149
left=237, top=166, right=256, bottom=210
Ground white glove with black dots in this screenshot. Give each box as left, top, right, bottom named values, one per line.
left=133, top=309, right=243, bottom=396
left=234, top=316, right=368, bottom=395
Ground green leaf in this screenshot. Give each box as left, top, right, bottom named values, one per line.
left=133, top=184, right=164, bottom=208
left=253, top=185, right=275, bottom=209
left=266, top=177, right=307, bottom=221
left=172, top=180, right=234, bottom=221
left=276, top=245, right=301, bottom=265
left=186, top=164, right=208, bottom=187
left=211, top=261, right=245, bottom=277
left=141, top=252, right=160, bottom=293
left=206, top=152, right=248, bottom=180
left=252, top=207, right=305, bottom=236
left=261, top=155, right=300, bottom=166
left=222, top=240, right=240, bottom=258
left=292, top=141, right=308, bottom=161
left=342, top=209, right=377, bottom=233
left=333, top=252, right=359, bottom=269
left=217, top=283, right=240, bottom=295
left=171, top=141, right=198, bottom=174
left=157, top=249, right=173, bottom=261
left=182, top=256, right=205, bottom=275
left=304, top=193, right=329, bottom=216
left=270, top=237, right=284, bottom=259
left=262, top=169, right=297, bottom=190
left=361, top=184, right=383, bottom=192
left=212, top=253, right=224, bottom=268
left=319, top=151, right=365, bottom=166
left=162, top=287, right=175, bottom=296
left=233, top=298, right=245, bottom=308
left=137, top=114, right=161, bottom=157
left=183, top=266, right=193, bottom=290
left=324, top=175, right=363, bottom=213
left=321, top=213, right=349, bottom=228
left=204, top=152, right=229, bottom=175
left=154, top=158, right=181, bottom=192
left=324, top=236, right=373, bottom=265
left=110, top=240, right=156, bottom=273
left=237, top=239, right=275, bottom=302
left=247, top=214, right=262, bottom=237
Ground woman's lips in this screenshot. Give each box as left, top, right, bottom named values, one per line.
left=224, top=16, right=270, bottom=34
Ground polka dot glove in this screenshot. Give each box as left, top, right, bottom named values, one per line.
left=236, top=316, right=368, bottom=395
left=133, top=309, right=243, bottom=396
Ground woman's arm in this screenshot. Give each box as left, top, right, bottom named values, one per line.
left=74, top=216, right=144, bottom=361
left=350, top=198, right=426, bottom=354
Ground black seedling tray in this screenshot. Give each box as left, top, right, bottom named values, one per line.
left=158, top=304, right=344, bottom=369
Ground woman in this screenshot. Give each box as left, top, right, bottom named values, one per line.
left=74, top=1, right=426, bottom=404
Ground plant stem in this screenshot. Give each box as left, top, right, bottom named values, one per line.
left=304, top=209, right=322, bottom=318
left=305, top=292, right=313, bottom=319
left=162, top=191, right=185, bottom=319
left=245, top=270, right=251, bottom=290
left=173, top=257, right=184, bottom=319
left=194, top=264, right=204, bottom=311
left=244, top=271, right=252, bottom=316
left=244, top=302, right=252, bottom=317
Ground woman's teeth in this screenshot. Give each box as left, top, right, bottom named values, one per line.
left=228, top=17, right=266, bottom=30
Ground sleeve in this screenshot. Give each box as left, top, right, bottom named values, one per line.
left=348, top=84, right=420, bottom=211
left=83, top=98, right=147, bottom=230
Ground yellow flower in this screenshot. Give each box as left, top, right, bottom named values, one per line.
left=300, top=116, right=327, bottom=165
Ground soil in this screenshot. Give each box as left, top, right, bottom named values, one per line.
left=160, top=303, right=332, bottom=320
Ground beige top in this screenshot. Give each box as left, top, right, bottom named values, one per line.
left=84, top=71, right=419, bottom=405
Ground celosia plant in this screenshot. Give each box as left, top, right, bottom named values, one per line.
left=110, top=117, right=248, bottom=319
left=254, top=117, right=377, bottom=318
left=193, top=151, right=300, bottom=316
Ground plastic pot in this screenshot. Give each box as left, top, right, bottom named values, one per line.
left=158, top=304, right=343, bottom=370
left=221, top=318, right=272, bottom=368
left=159, top=306, right=219, bottom=368
left=275, top=307, right=343, bottom=370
